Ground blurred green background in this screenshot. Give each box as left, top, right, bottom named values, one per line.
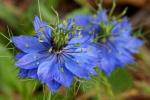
left=0, top=0, right=150, bottom=100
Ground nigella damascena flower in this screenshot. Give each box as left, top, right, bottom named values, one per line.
left=12, top=16, right=99, bottom=92
left=74, top=9, right=143, bottom=75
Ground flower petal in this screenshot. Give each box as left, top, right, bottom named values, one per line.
left=34, top=16, right=52, bottom=43
left=19, top=68, right=38, bottom=79
left=15, top=52, right=26, bottom=60
left=112, top=18, right=132, bottom=36
left=34, top=16, right=47, bottom=32
left=68, top=33, right=90, bottom=45
left=93, top=9, right=108, bottom=23
left=99, top=57, right=116, bottom=76
left=37, top=56, right=74, bottom=87
left=63, top=55, right=90, bottom=79
left=65, top=45, right=99, bottom=75
left=125, top=37, right=143, bottom=53
left=16, top=53, right=48, bottom=69
left=12, top=36, right=47, bottom=53
left=115, top=47, right=134, bottom=66
left=46, top=80, right=61, bottom=93
left=74, top=15, right=90, bottom=26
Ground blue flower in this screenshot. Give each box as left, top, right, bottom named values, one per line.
left=74, top=9, right=143, bottom=75
left=12, top=16, right=99, bottom=92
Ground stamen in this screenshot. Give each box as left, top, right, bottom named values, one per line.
left=38, top=39, right=44, bottom=42
left=49, top=48, right=52, bottom=52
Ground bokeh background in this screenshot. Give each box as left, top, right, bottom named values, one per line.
left=0, top=0, right=150, bottom=100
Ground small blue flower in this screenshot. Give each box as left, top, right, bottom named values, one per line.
left=74, top=9, right=143, bottom=75
left=12, top=16, right=99, bottom=92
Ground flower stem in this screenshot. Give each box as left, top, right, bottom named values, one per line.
left=100, top=72, right=114, bottom=99
left=109, top=0, right=116, bottom=18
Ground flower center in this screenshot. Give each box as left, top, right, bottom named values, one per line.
left=48, top=19, right=78, bottom=53
left=51, top=30, right=69, bottom=52
left=94, top=23, right=113, bottom=43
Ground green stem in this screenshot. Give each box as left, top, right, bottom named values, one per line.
left=97, top=0, right=103, bottom=11
left=43, top=85, right=46, bottom=100
left=109, top=0, right=116, bottom=18
left=48, top=91, right=51, bottom=100
left=116, top=7, right=128, bottom=19
left=38, top=0, right=42, bottom=20
left=96, top=84, right=101, bottom=100
left=100, top=72, right=114, bottom=99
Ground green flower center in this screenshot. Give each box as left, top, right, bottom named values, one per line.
left=47, top=20, right=80, bottom=53
left=51, top=29, right=69, bottom=52
left=94, top=23, right=113, bottom=43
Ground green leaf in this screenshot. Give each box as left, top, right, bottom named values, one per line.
left=0, top=43, right=19, bottom=97
left=108, top=68, right=133, bottom=94
left=0, top=43, right=40, bottom=99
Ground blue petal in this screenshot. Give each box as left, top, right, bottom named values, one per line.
left=108, top=40, right=135, bottom=66
left=115, top=49, right=134, bottom=66
left=93, top=9, right=108, bottom=23
left=65, top=45, right=100, bottom=75
left=73, top=54, right=97, bottom=75
left=63, top=55, right=90, bottom=79
left=68, top=33, right=90, bottom=45
left=66, top=18, right=75, bottom=31
left=19, top=68, right=38, bottom=79
left=125, top=37, right=143, bottom=53
left=12, top=36, right=47, bottom=53
left=43, top=27, right=52, bottom=39
left=37, top=56, right=74, bottom=87
left=111, top=18, right=132, bottom=36
left=34, top=16, right=47, bottom=32
left=34, top=16, right=52, bottom=43
left=46, top=80, right=61, bottom=93
left=74, top=15, right=90, bottom=26
left=37, top=27, right=52, bottom=44
left=98, top=56, right=116, bottom=76
left=97, top=45, right=117, bottom=75
left=16, top=53, right=48, bottom=69
left=72, top=54, right=97, bottom=75
left=15, top=52, right=26, bottom=60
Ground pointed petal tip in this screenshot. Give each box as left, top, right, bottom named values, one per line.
left=34, top=16, right=40, bottom=21
left=11, top=36, right=18, bottom=43
left=46, top=80, right=61, bottom=93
